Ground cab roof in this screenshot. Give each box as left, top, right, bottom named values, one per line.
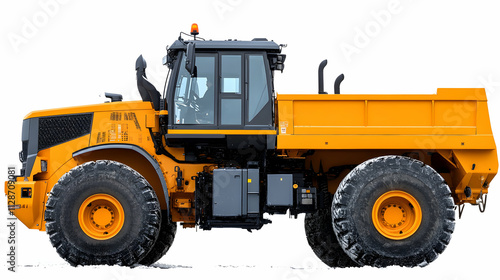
left=168, top=39, right=282, bottom=53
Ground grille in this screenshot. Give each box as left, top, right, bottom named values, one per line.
left=38, top=114, right=93, bottom=150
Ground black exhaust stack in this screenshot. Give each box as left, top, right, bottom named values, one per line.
left=334, top=74, right=344, bottom=94
left=318, top=59, right=328, bottom=94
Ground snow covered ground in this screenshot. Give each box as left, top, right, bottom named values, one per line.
left=1, top=1, right=500, bottom=279
left=3, top=211, right=500, bottom=280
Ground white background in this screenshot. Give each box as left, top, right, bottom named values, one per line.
left=1, top=0, right=500, bottom=279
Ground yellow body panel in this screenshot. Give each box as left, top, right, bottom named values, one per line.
left=277, top=88, right=494, bottom=150
left=5, top=180, right=46, bottom=229
left=438, top=149, right=498, bottom=203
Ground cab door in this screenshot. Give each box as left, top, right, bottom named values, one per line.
left=245, top=53, right=273, bottom=127
left=218, top=52, right=273, bottom=128
left=219, top=53, right=244, bottom=126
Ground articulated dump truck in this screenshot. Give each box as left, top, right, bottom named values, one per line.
left=5, top=25, right=498, bottom=268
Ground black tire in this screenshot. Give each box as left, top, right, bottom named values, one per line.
left=139, top=210, right=177, bottom=266
left=305, top=209, right=360, bottom=268
left=45, top=160, right=161, bottom=266
left=332, top=156, right=455, bottom=267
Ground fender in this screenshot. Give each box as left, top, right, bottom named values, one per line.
left=73, top=144, right=170, bottom=217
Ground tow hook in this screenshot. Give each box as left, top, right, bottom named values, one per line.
left=457, top=190, right=488, bottom=219
left=477, top=190, right=488, bottom=213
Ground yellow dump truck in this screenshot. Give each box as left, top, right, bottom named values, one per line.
left=5, top=25, right=498, bottom=268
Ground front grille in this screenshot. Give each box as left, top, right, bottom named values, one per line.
left=38, top=114, right=93, bottom=150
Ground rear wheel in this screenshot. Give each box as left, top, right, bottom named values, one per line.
left=305, top=209, right=360, bottom=268
left=332, top=156, right=455, bottom=267
left=45, top=160, right=161, bottom=266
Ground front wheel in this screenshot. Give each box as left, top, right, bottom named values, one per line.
left=139, top=210, right=177, bottom=266
left=45, top=160, right=161, bottom=266
left=332, top=156, right=455, bottom=267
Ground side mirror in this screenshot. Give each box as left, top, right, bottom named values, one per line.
left=185, top=42, right=196, bottom=76
left=163, top=52, right=175, bottom=69
left=268, top=54, right=286, bottom=73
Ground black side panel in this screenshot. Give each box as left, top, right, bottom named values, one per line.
left=38, top=114, right=93, bottom=150
left=227, top=135, right=268, bottom=151
left=21, top=118, right=39, bottom=178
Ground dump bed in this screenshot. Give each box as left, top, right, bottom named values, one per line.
left=277, top=88, right=495, bottom=150
left=277, top=88, right=498, bottom=204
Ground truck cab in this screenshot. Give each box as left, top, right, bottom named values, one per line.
left=156, top=38, right=285, bottom=163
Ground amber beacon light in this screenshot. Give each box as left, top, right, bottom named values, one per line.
left=191, top=23, right=199, bottom=36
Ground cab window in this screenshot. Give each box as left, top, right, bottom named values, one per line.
left=221, top=55, right=242, bottom=94
left=247, top=54, right=271, bottom=125
left=220, top=54, right=243, bottom=125
left=173, top=54, right=215, bottom=125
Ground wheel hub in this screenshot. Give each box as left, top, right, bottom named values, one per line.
left=381, top=204, right=406, bottom=228
left=91, top=205, right=114, bottom=229
left=372, top=191, right=422, bottom=240
left=78, top=194, right=125, bottom=240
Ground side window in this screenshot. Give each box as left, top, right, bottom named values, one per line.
left=173, top=55, right=191, bottom=124
left=247, top=55, right=270, bottom=124
left=220, top=54, right=242, bottom=125
left=173, top=54, right=215, bottom=125
left=221, top=55, right=241, bottom=94
left=195, top=56, right=216, bottom=124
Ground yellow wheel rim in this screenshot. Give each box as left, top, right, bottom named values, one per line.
left=78, top=194, right=125, bottom=240
left=372, top=191, right=422, bottom=240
